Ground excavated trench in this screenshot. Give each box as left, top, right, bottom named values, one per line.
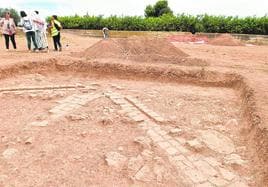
left=0, top=58, right=267, bottom=186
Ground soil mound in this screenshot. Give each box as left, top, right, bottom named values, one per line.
left=82, top=37, right=189, bottom=63
left=209, top=34, right=243, bottom=46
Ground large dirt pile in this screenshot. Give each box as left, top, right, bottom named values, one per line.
left=209, top=34, right=243, bottom=46
left=82, top=37, right=189, bottom=63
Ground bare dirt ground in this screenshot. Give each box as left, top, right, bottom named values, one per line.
left=0, top=31, right=267, bottom=187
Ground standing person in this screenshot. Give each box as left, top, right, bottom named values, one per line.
left=19, top=11, right=38, bottom=52
left=102, top=27, right=109, bottom=39
left=49, top=15, right=62, bottom=51
left=0, top=12, right=17, bottom=51
left=32, top=11, right=48, bottom=51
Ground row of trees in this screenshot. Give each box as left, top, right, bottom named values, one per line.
left=1, top=0, right=268, bottom=35
left=58, top=14, right=268, bottom=35
left=57, top=0, right=268, bottom=35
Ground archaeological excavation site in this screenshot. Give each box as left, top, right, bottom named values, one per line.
left=0, top=33, right=267, bottom=187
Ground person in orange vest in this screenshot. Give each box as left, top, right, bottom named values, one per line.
left=49, top=15, right=62, bottom=51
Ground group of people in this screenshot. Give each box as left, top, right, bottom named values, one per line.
left=0, top=11, right=63, bottom=52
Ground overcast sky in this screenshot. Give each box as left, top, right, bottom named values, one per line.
left=2, top=0, right=268, bottom=17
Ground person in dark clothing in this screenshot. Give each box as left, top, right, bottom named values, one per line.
left=3, top=34, right=16, bottom=50
left=189, top=25, right=196, bottom=35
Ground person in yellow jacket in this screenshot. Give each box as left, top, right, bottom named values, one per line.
left=49, top=15, right=62, bottom=51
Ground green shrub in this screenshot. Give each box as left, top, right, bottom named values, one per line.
left=58, top=14, right=268, bottom=35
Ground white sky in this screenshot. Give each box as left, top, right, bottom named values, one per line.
left=1, top=0, right=268, bottom=17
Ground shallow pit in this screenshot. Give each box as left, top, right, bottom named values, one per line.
left=0, top=71, right=255, bottom=187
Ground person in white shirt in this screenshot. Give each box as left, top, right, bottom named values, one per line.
left=102, top=27, right=109, bottom=39
left=0, top=12, right=17, bottom=51
left=32, top=11, right=48, bottom=51
left=19, top=11, right=38, bottom=52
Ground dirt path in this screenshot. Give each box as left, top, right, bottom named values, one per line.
left=0, top=32, right=100, bottom=66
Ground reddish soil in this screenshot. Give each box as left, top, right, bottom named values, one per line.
left=81, top=37, right=189, bottom=64
left=168, top=34, right=209, bottom=43
left=0, top=31, right=267, bottom=187
left=209, top=34, right=244, bottom=46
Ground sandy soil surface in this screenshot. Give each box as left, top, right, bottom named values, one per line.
left=172, top=42, right=268, bottom=123
left=0, top=31, right=267, bottom=187
left=0, top=32, right=100, bottom=66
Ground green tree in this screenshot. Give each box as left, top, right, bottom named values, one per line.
left=145, top=5, right=155, bottom=17
left=57, top=14, right=268, bottom=35
left=0, top=8, right=20, bottom=25
left=145, top=0, right=173, bottom=17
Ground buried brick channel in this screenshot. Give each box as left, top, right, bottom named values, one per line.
left=0, top=59, right=267, bottom=186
